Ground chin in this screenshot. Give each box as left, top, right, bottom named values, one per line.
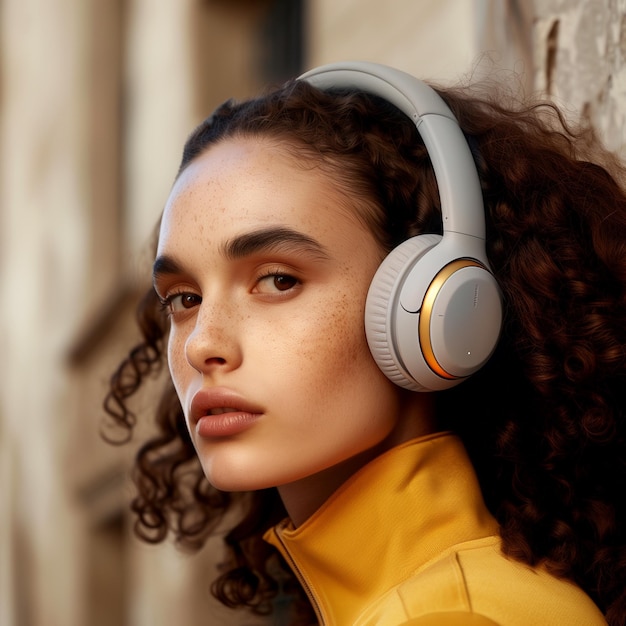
left=200, top=460, right=278, bottom=493
left=205, top=475, right=271, bottom=492
left=202, top=460, right=316, bottom=494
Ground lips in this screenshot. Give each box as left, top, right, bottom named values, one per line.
left=190, top=388, right=264, bottom=437
left=208, top=407, right=239, bottom=415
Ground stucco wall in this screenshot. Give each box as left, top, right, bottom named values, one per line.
left=533, top=0, right=626, bottom=152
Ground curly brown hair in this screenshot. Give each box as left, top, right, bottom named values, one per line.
left=104, top=78, right=626, bottom=625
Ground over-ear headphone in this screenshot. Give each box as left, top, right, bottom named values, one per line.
left=299, top=61, right=503, bottom=392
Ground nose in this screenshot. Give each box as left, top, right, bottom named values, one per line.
left=183, top=302, right=242, bottom=374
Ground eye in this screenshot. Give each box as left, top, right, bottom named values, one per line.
left=161, top=292, right=202, bottom=314
left=254, top=272, right=300, bottom=295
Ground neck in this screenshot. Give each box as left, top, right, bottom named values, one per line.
left=277, top=392, right=436, bottom=526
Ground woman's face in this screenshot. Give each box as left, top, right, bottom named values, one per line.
left=155, top=136, right=427, bottom=497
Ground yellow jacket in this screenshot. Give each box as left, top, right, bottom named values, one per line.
left=264, top=432, right=606, bottom=625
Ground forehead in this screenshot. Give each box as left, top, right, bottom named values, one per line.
left=157, top=137, right=376, bottom=254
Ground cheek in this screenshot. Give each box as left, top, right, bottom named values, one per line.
left=166, top=328, right=188, bottom=394
left=279, top=289, right=401, bottom=445
left=326, top=294, right=370, bottom=364
left=291, top=291, right=378, bottom=389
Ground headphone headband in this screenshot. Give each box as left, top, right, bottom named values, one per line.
left=299, top=62, right=486, bottom=241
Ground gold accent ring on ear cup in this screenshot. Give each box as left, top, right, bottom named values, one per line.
left=419, top=259, right=486, bottom=380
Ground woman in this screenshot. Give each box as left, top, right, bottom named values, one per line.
left=105, top=62, right=626, bottom=625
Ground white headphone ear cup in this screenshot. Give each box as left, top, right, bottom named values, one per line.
left=419, top=261, right=502, bottom=379
left=365, top=234, right=442, bottom=391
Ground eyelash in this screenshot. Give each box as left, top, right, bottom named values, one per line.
left=158, top=290, right=201, bottom=315
left=254, top=268, right=301, bottom=293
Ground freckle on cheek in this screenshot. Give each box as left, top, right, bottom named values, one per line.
left=328, top=294, right=368, bottom=367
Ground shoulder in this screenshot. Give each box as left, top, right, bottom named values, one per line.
left=395, top=538, right=607, bottom=626
left=398, top=612, right=500, bottom=625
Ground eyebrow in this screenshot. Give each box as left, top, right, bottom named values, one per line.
left=221, top=226, right=331, bottom=261
left=152, top=255, right=184, bottom=282
left=152, top=226, right=331, bottom=283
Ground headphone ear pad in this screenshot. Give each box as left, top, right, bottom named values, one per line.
left=365, top=234, right=442, bottom=391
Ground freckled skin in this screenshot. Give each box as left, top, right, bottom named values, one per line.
left=156, top=137, right=434, bottom=524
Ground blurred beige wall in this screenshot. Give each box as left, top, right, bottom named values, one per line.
left=308, top=0, right=479, bottom=81
left=0, top=1, right=624, bottom=625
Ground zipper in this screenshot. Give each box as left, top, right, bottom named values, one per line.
left=274, top=530, right=326, bottom=625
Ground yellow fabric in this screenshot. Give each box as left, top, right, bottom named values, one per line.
left=264, top=432, right=606, bottom=626
left=400, top=613, right=499, bottom=626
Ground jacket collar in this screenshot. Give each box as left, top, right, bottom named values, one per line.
left=264, top=432, right=499, bottom=625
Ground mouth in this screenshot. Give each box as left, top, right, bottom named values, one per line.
left=207, top=407, right=240, bottom=416
left=194, top=406, right=263, bottom=439
left=190, top=388, right=264, bottom=432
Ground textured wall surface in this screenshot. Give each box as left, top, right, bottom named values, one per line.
left=533, top=0, right=626, bottom=152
